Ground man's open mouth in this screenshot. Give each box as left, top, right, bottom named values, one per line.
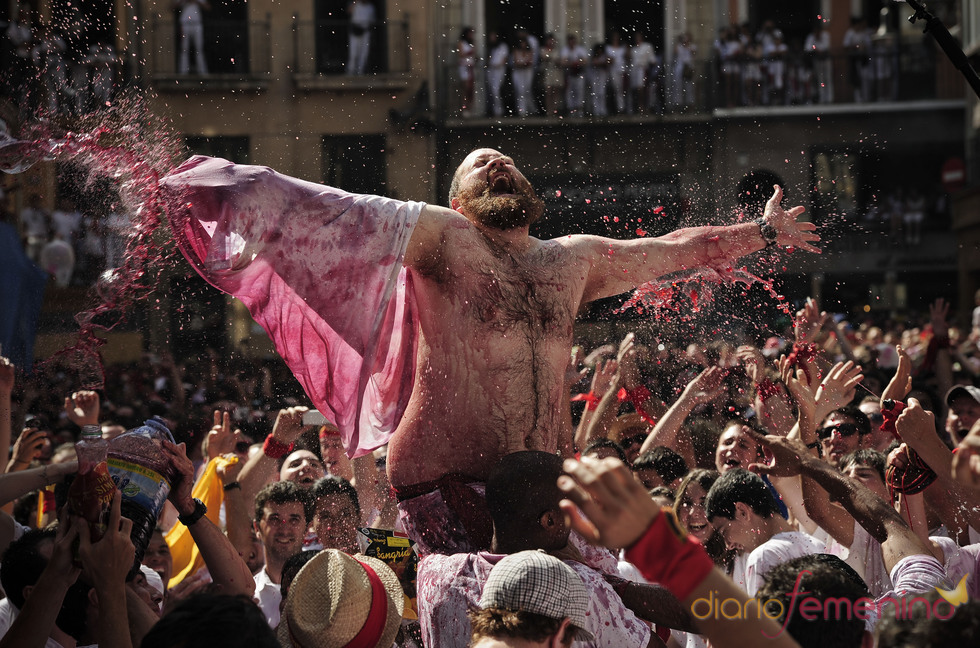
left=489, top=172, right=514, bottom=194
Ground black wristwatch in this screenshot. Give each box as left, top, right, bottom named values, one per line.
left=178, top=498, right=208, bottom=526
left=754, top=217, right=778, bottom=247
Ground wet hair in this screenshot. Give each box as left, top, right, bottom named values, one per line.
left=581, top=438, right=628, bottom=464
left=824, top=406, right=871, bottom=436
left=704, top=468, right=780, bottom=521
left=876, top=590, right=980, bottom=648
left=838, top=448, right=887, bottom=483
left=632, top=447, right=689, bottom=485
left=276, top=443, right=324, bottom=473
left=672, top=469, right=729, bottom=565
left=1, top=528, right=55, bottom=608
left=470, top=608, right=571, bottom=645
left=486, top=451, right=565, bottom=544
left=757, top=554, right=870, bottom=648
left=310, top=475, right=361, bottom=518
left=648, top=486, right=675, bottom=502
left=141, top=593, right=279, bottom=648
left=254, top=480, right=312, bottom=523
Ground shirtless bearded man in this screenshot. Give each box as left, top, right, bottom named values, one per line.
left=163, top=148, right=819, bottom=555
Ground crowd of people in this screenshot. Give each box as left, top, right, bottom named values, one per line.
left=454, top=14, right=931, bottom=119
left=715, top=16, right=917, bottom=109
left=1, top=290, right=980, bottom=647
left=457, top=27, right=688, bottom=119
left=6, top=187, right=130, bottom=289
left=1, top=6, right=119, bottom=118
left=2, top=147, right=980, bottom=648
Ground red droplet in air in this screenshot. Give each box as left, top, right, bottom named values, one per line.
left=653, top=206, right=664, bottom=214
left=613, top=216, right=619, bottom=222
left=786, top=246, right=796, bottom=254
left=555, top=190, right=561, bottom=197
left=636, top=228, right=647, bottom=236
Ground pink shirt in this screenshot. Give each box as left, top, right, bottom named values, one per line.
left=163, top=156, right=425, bottom=457
left=417, top=552, right=651, bottom=648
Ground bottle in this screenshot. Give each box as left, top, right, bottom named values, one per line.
left=66, top=425, right=115, bottom=542
left=107, top=418, right=177, bottom=569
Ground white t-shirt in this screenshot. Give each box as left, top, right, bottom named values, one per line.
left=253, top=568, right=281, bottom=628
left=744, top=531, right=825, bottom=596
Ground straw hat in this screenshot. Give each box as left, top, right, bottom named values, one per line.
left=277, top=550, right=404, bottom=648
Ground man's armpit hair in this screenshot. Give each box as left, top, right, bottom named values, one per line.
left=469, top=607, right=564, bottom=643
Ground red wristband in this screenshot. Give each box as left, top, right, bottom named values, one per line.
left=756, top=378, right=780, bottom=402
left=618, top=386, right=656, bottom=425
left=263, top=434, right=293, bottom=459
left=571, top=392, right=601, bottom=411
left=625, top=508, right=715, bottom=601
left=880, top=400, right=906, bottom=440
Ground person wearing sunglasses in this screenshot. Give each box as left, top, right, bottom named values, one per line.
left=818, top=407, right=871, bottom=464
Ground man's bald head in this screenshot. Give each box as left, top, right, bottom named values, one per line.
left=449, top=149, right=544, bottom=230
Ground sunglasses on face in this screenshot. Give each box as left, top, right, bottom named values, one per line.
left=818, top=423, right=861, bottom=440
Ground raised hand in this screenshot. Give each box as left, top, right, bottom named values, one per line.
left=735, top=345, right=767, bottom=384
left=616, top=333, right=641, bottom=390
left=929, top=298, right=950, bottom=340
left=953, top=418, right=980, bottom=491
left=557, top=456, right=660, bottom=549
left=162, top=440, right=197, bottom=516
left=202, top=410, right=243, bottom=460
left=778, top=355, right=815, bottom=428
left=763, top=185, right=821, bottom=253
left=591, top=357, right=619, bottom=398
left=683, top=365, right=727, bottom=406
left=794, top=297, right=828, bottom=344
left=64, top=390, right=100, bottom=427
left=894, top=398, right=936, bottom=446
left=76, top=491, right=136, bottom=591
left=216, top=453, right=242, bottom=487
left=741, top=427, right=811, bottom=478
left=271, top=406, right=309, bottom=444
left=9, top=427, right=47, bottom=470
left=814, top=361, right=864, bottom=420
left=881, top=346, right=912, bottom=405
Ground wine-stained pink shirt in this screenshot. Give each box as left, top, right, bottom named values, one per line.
left=163, top=156, right=424, bottom=457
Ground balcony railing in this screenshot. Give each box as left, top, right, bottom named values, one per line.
left=292, top=19, right=411, bottom=77
left=145, top=17, right=271, bottom=81
left=436, top=43, right=962, bottom=121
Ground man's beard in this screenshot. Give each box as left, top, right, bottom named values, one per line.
left=458, top=181, right=545, bottom=230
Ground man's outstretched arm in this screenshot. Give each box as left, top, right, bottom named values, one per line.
left=578, top=186, right=819, bottom=303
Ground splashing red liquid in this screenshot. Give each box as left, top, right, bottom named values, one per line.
left=617, top=266, right=794, bottom=321
left=3, top=98, right=182, bottom=387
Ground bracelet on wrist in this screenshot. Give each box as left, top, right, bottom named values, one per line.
left=223, top=481, right=242, bottom=492
left=263, top=434, right=293, bottom=459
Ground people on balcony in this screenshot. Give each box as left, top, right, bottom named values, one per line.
left=560, top=34, right=588, bottom=117
left=804, top=21, right=833, bottom=104
left=346, top=0, right=375, bottom=75
left=512, top=36, right=536, bottom=117
left=606, top=31, right=627, bottom=115
left=174, top=0, right=209, bottom=75
left=628, top=31, right=658, bottom=114
left=670, top=32, right=696, bottom=111
left=540, top=34, right=563, bottom=116
left=486, top=32, right=508, bottom=117
left=457, top=27, right=476, bottom=116
left=588, top=43, right=610, bottom=117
